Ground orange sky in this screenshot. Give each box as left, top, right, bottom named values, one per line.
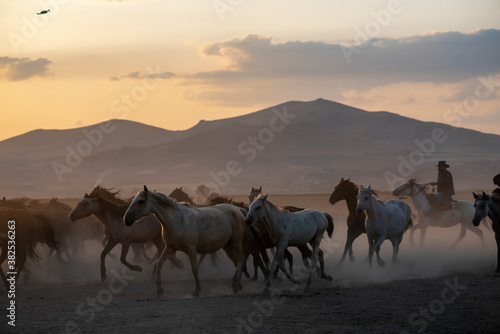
left=1, top=0, right=499, bottom=140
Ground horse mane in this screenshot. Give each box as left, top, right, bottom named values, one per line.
left=87, top=186, right=132, bottom=207
left=342, top=179, right=360, bottom=194
left=409, top=178, right=436, bottom=205
left=0, top=197, right=31, bottom=209
left=210, top=195, right=249, bottom=210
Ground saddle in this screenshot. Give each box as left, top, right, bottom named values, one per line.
left=437, top=200, right=455, bottom=213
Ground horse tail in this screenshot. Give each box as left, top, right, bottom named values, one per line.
left=324, top=212, right=334, bottom=238
left=248, top=224, right=270, bottom=269
left=35, top=214, right=60, bottom=252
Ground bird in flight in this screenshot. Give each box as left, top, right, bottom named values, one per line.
left=37, top=9, right=51, bottom=15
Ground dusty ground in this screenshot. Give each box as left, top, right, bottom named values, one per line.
left=1, top=193, right=499, bottom=333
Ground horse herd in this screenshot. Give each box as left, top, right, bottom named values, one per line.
left=1, top=178, right=499, bottom=299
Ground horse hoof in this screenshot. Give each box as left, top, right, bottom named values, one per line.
left=243, top=272, right=250, bottom=279
left=263, top=287, right=270, bottom=294
left=322, top=274, right=333, bottom=281
left=304, top=285, right=310, bottom=292
left=377, top=261, right=386, bottom=267
left=156, top=288, right=164, bottom=299
left=292, top=277, right=301, bottom=285
left=350, top=256, right=356, bottom=263
left=250, top=277, right=258, bottom=281
left=131, top=266, right=142, bottom=272
left=101, top=274, right=107, bottom=282
left=192, top=291, right=200, bottom=298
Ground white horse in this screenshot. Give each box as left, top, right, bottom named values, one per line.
left=393, top=178, right=484, bottom=248
left=356, top=185, right=413, bottom=267
left=245, top=194, right=334, bottom=293
left=124, top=186, right=247, bottom=298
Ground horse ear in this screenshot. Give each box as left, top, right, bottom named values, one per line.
left=263, top=194, right=268, bottom=202
left=341, top=177, right=344, bottom=181
left=368, top=185, right=371, bottom=191
left=143, top=185, right=149, bottom=197
left=473, top=192, right=478, bottom=199
left=259, top=186, right=262, bottom=192
left=84, top=193, right=88, bottom=198
left=347, top=177, right=350, bottom=181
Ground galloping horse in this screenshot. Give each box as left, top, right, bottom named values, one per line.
left=473, top=192, right=500, bottom=273
left=124, top=186, right=247, bottom=298
left=393, top=179, right=484, bottom=248
left=245, top=194, right=334, bottom=293
left=248, top=187, right=312, bottom=276
left=69, top=186, right=176, bottom=281
left=0, top=208, right=59, bottom=288
left=329, top=178, right=366, bottom=264
left=356, top=185, right=413, bottom=267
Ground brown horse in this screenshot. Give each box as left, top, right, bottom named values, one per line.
left=168, top=187, right=198, bottom=206
left=329, top=178, right=367, bottom=265
left=0, top=208, right=59, bottom=288
left=69, top=186, right=179, bottom=281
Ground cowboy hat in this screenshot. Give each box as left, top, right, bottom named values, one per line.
left=435, top=161, right=450, bottom=168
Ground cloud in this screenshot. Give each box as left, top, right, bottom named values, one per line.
left=0, top=56, right=53, bottom=81
left=190, top=29, right=500, bottom=87
left=108, top=70, right=175, bottom=81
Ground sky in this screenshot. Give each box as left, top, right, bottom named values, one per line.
left=1, top=0, right=500, bottom=141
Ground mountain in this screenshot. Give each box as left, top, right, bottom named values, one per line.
left=0, top=99, right=498, bottom=198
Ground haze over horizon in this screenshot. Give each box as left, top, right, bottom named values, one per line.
left=1, top=1, right=500, bottom=141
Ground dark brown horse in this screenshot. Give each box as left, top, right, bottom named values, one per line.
left=329, top=178, right=366, bottom=265
left=0, top=208, right=59, bottom=288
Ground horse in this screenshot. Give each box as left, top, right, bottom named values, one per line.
left=203, top=194, right=270, bottom=280
left=124, top=186, right=247, bottom=298
left=245, top=194, right=334, bottom=293
left=473, top=192, right=500, bottom=273
left=69, top=186, right=177, bottom=281
left=28, top=198, right=77, bottom=262
left=393, top=178, right=484, bottom=248
left=0, top=208, right=59, bottom=288
left=356, top=185, right=413, bottom=267
left=169, top=187, right=197, bottom=206
left=248, top=187, right=313, bottom=278
left=329, top=178, right=367, bottom=264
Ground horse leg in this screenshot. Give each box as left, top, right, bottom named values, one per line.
left=449, top=225, right=467, bottom=249
left=187, top=249, right=202, bottom=297
left=495, top=232, right=500, bottom=273
left=224, top=237, right=245, bottom=294
left=120, top=243, right=142, bottom=272
left=264, top=241, right=291, bottom=294
left=367, top=234, right=375, bottom=267
left=253, top=253, right=269, bottom=280
left=155, top=245, right=177, bottom=298
left=197, top=253, right=206, bottom=266
left=374, top=237, right=386, bottom=267
left=390, top=237, right=401, bottom=264
left=284, top=248, right=294, bottom=275
left=241, top=254, right=250, bottom=279
left=318, top=248, right=332, bottom=281
left=306, top=238, right=321, bottom=292
left=297, top=244, right=312, bottom=268
left=466, top=223, right=485, bottom=247
left=100, top=239, right=117, bottom=282
left=419, top=225, right=427, bottom=247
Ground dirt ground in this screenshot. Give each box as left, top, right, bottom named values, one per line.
left=1, top=193, right=499, bottom=333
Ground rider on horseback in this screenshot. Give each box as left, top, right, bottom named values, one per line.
left=428, top=161, right=455, bottom=214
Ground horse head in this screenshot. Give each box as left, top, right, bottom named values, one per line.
left=245, top=194, right=268, bottom=226
left=356, top=185, right=372, bottom=215
left=124, top=185, right=154, bottom=226
left=329, top=177, right=356, bottom=204
left=472, top=191, right=489, bottom=226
